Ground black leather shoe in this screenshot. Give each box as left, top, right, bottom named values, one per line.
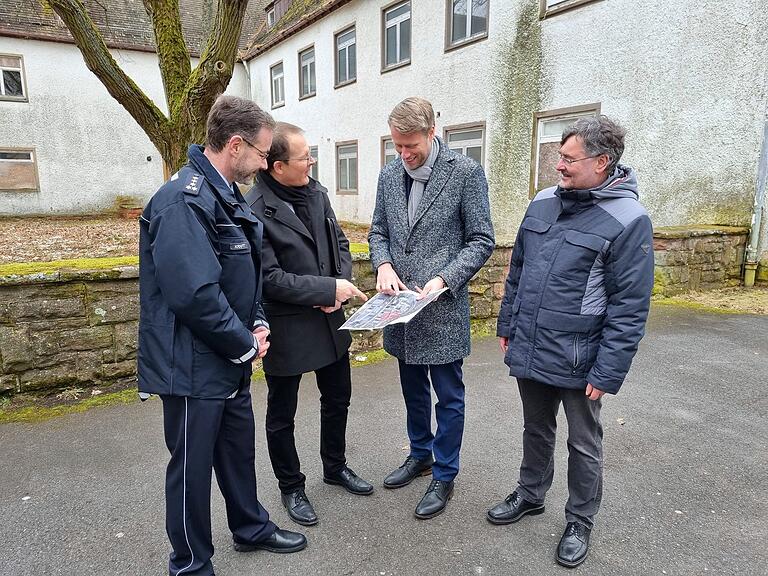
left=383, top=456, right=434, bottom=489
left=486, top=490, right=545, bottom=525
left=414, top=479, right=454, bottom=519
left=323, top=466, right=374, bottom=495
left=281, top=489, right=318, bottom=526
left=556, top=521, right=591, bottom=568
left=233, top=528, right=307, bottom=554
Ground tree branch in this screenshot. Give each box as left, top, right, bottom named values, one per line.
left=182, top=0, right=249, bottom=144
left=142, top=0, right=191, bottom=116
left=46, top=0, right=171, bottom=153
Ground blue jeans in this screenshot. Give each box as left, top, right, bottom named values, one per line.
left=398, top=359, right=465, bottom=482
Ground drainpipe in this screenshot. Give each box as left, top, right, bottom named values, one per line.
left=744, top=119, right=768, bottom=287
left=241, top=57, right=252, bottom=101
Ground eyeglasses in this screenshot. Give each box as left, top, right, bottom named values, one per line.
left=239, top=136, right=270, bottom=160
left=286, top=155, right=316, bottom=165
left=557, top=153, right=598, bottom=166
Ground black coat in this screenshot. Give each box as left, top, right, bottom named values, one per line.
left=246, top=177, right=353, bottom=376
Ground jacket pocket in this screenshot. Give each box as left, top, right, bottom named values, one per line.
left=531, top=308, right=600, bottom=377
left=550, top=231, right=606, bottom=278
left=216, top=224, right=251, bottom=254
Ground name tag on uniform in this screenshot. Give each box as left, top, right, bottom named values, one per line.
left=230, top=242, right=249, bottom=251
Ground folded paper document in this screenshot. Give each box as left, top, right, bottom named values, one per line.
left=340, top=288, right=448, bottom=331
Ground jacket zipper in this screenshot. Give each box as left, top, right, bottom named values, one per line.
left=572, top=334, right=580, bottom=373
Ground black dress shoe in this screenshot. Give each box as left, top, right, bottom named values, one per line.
left=486, top=490, right=545, bottom=525
left=414, top=479, right=454, bottom=519
left=383, top=456, right=434, bottom=489
left=323, top=466, right=374, bottom=495
left=281, top=489, right=318, bottom=526
left=556, top=521, right=591, bottom=568
left=233, top=528, right=307, bottom=554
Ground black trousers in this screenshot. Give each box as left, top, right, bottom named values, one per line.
left=161, top=385, right=275, bottom=576
left=265, top=352, right=352, bottom=493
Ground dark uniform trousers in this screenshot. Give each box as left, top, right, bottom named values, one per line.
left=162, top=380, right=276, bottom=576
left=515, top=377, right=604, bottom=529
left=265, top=353, right=352, bottom=493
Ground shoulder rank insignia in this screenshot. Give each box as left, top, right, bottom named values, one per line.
left=183, top=173, right=202, bottom=194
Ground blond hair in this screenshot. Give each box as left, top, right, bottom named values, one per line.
left=388, top=97, right=435, bottom=134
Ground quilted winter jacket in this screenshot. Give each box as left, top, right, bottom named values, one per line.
left=496, top=166, right=654, bottom=394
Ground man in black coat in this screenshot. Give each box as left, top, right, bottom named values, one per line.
left=246, top=122, right=372, bottom=527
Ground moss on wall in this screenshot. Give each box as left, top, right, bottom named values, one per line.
left=0, top=257, right=138, bottom=279
left=488, top=0, right=550, bottom=239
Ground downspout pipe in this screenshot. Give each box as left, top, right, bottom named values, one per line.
left=744, top=119, right=768, bottom=287
left=240, top=57, right=252, bottom=101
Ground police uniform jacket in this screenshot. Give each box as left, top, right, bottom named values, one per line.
left=138, top=145, right=267, bottom=398
left=246, top=176, right=352, bottom=377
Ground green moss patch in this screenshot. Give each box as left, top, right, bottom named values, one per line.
left=0, top=256, right=138, bottom=278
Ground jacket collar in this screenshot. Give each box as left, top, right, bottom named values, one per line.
left=249, top=175, right=328, bottom=243
left=187, top=144, right=259, bottom=224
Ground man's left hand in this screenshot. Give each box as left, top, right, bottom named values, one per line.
left=585, top=383, right=605, bottom=401
left=253, top=326, right=270, bottom=359
left=319, top=300, right=342, bottom=313
left=415, top=276, right=446, bottom=300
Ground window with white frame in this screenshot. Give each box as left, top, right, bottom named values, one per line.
left=335, top=26, right=357, bottom=87
left=309, top=145, right=318, bottom=180
left=382, top=137, right=397, bottom=166
left=383, top=1, right=411, bottom=70
left=0, top=148, right=39, bottom=192
left=448, top=0, right=488, bottom=47
left=531, top=104, right=599, bottom=195
left=0, top=55, right=26, bottom=100
left=299, top=47, right=316, bottom=99
left=270, top=62, right=284, bottom=108
left=336, top=142, right=358, bottom=194
left=445, top=124, right=485, bottom=165
left=267, top=7, right=276, bottom=28
left=540, top=0, right=600, bottom=18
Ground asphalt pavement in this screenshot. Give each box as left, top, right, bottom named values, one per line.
left=1, top=305, right=766, bottom=576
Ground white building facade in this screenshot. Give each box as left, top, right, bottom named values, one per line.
left=244, top=0, right=768, bottom=271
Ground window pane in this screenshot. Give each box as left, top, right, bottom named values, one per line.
left=452, top=0, right=467, bottom=43
left=2, top=70, right=22, bottom=96
left=537, top=141, right=561, bottom=190
left=386, top=25, right=397, bottom=66
left=449, top=129, right=483, bottom=143
left=301, top=50, right=313, bottom=64
left=466, top=146, right=482, bottom=163
left=278, top=77, right=284, bottom=102
left=339, top=29, right=355, bottom=45
left=386, top=2, right=409, bottom=21
left=309, top=146, right=319, bottom=180
left=400, top=19, right=411, bottom=61
left=310, top=61, right=316, bottom=93
left=337, top=49, right=347, bottom=83
left=0, top=56, right=20, bottom=68
left=0, top=151, right=32, bottom=160
left=302, top=70, right=309, bottom=96
left=340, top=159, right=349, bottom=189
left=349, top=157, right=357, bottom=189
left=348, top=44, right=356, bottom=80
left=471, top=0, right=489, bottom=35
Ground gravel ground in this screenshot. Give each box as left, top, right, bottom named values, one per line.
left=0, top=216, right=370, bottom=264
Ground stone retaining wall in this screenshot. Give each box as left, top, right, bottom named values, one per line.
left=652, top=226, right=750, bottom=295
left=0, top=225, right=752, bottom=398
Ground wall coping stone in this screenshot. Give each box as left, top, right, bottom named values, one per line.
left=0, top=257, right=139, bottom=287
left=653, top=225, right=750, bottom=239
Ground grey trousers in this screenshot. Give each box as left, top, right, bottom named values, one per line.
left=516, top=378, right=604, bottom=528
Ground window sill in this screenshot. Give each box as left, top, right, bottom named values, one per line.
left=336, top=189, right=358, bottom=196
left=334, top=78, right=357, bottom=90
left=298, top=92, right=316, bottom=101
left=381, top=60, right=411, bottom=75
left=540, top=0, right=603, bottom=19
left=444, top=32, right=488, bottom=53
left=271, top=102, right=285, bottom=110
left=0, top=95, right=28, bottom=103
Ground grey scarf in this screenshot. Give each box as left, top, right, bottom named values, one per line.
left=404, top=138, right=439, bottom=228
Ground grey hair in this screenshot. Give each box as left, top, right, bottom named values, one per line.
left=206, top=95, right=276, bottom=152
left=561, top=115, right=626, bottom=174
left=388, top=97, right=435, bottom=134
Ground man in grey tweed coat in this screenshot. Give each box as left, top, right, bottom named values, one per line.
left=368, top=97, right=495, bottom=519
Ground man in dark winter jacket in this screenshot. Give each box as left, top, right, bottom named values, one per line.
left=246, top=123, right=372, bottom=528
left=139, top=96, right=305, bottom=576
left=488, top=116, right=653, bottom=568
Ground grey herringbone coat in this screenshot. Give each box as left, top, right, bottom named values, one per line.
left=368, top=139, right=495, bottom=365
